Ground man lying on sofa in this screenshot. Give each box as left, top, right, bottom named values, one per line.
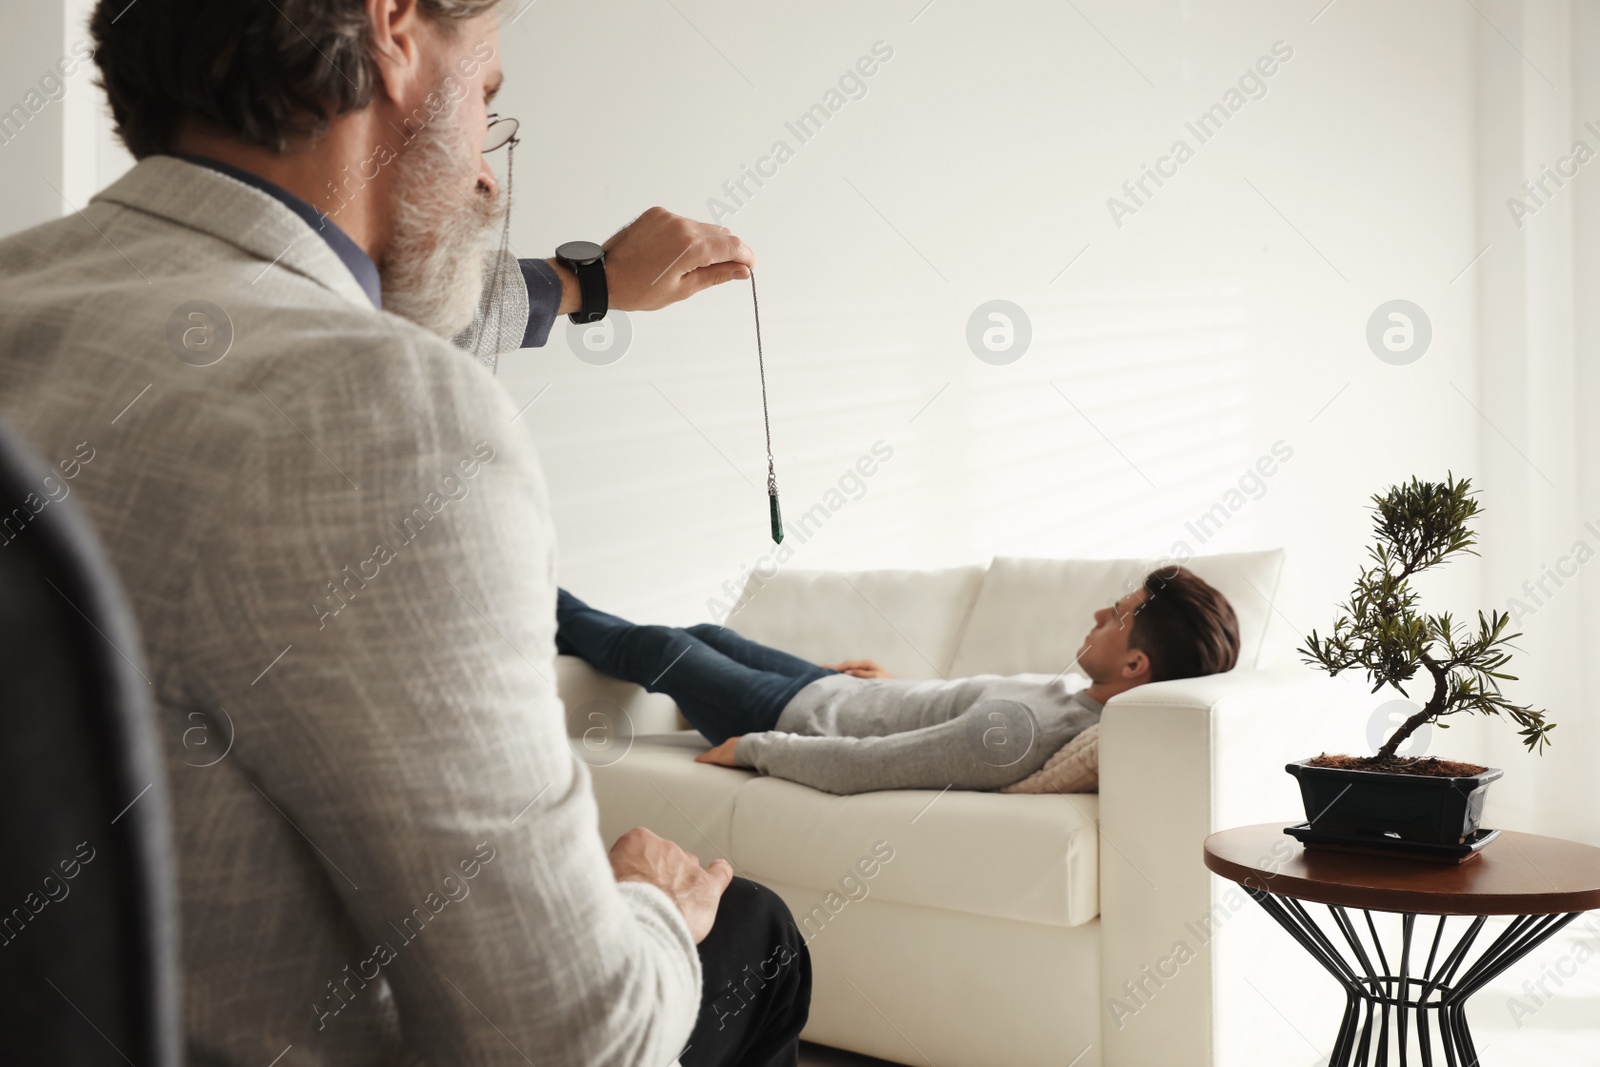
left=556, top=567, right=1240, bottom=794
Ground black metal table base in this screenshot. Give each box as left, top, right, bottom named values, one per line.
left=1245, top=886, right=1580, bottom=1066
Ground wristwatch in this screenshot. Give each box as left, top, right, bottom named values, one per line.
left=555, top=240, right=608, bottom=325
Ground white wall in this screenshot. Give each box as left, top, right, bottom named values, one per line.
left=496, top=0, right=1600, bottom=869
left=0, top=2, right=70, bottom=231
left=0, top=0, right=133, bottom=235
left=0, top=0, right=1491, bottom=670
left=1473, top=0, right=1600, bottom=846
left=4, top=0, right=1532, bottom=781
left=495, top=1, right=1483, bottom=681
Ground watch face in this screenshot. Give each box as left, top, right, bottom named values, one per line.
left=557, top=240, right=605, bottom=265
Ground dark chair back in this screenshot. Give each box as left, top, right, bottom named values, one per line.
left=0, top=422, right=180, bottom=1066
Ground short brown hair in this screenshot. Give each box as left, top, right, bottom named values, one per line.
left=1128, top=567, right=1240, bottom=682
left=89, top=0, right=502, bottom=160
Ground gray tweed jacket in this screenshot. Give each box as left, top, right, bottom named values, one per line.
left=0, top=156, right=698, bottom=1067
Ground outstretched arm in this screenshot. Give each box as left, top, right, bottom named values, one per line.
left=726, top=712, right=1060, bottom=794
left=515, top=208, right=755, bottom=348
left=552, top=207, right=755, bottom=314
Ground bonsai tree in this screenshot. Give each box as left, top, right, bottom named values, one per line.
left=1300, top=474, right=1554, bottom=764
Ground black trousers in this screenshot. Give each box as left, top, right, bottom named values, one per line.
left=681, top=876, right=811, bottom=1067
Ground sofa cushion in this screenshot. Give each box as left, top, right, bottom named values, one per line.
left=728, top=775, right=1100, bottom=927
left=946, top=550, right=1285, bottom=678
left=579, top=732, right=1102, bottom=928
left=577, top=733, right=747, bottom=860
left=726, top=564, right=987, bottom=680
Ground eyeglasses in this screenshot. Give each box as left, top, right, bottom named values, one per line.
left=483, top=114, right=520, bottom=154
left=469, top=115, right=520, bottom=374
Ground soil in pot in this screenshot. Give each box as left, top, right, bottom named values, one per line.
left=1306, top=753, right=1489, bottom=777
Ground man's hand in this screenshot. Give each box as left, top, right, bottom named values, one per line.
left=608, top=827, right=734, bottom=944
left=550, top=207, right=755, bottom=316
left=694, top=736, right=746, bottom=767
left=822, top=659, right=893, bottom=679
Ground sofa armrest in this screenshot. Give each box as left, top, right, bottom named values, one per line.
left=555, top=655, right=691, bottom=739
left=1097, top=666, right=1368, bottom=1067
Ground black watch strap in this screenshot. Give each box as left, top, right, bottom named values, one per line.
left=555, top=240, right=608, bottom=325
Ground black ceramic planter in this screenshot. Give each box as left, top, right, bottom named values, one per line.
left=1285, top=760, right=1503, bottom=845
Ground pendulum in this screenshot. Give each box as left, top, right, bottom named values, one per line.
left=749, top=271, right=783, bottom=544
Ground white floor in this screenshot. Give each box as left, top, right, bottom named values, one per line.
left=796, top=916, right=1600, bottom=1067
left=1465, top=917, right=1600, bottom=1066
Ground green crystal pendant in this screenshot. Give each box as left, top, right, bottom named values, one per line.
left=769, top=491, right=783, bottom=544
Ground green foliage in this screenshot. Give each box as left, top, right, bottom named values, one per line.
left=1299, top=475, right=1554, bottom=759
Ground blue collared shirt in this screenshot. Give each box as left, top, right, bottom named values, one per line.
left=174, top=153, right=561, bottom=348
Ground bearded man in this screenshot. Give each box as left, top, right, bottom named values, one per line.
left=0, top=2, right=809, bottom=1066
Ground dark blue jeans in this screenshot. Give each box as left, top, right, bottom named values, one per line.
left=555, top=589, right=835, bottom=745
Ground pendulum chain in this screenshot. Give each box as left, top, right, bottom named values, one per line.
left=750, top=270, right=782, bottom=544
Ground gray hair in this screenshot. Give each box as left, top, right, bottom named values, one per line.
left=89, top=0, right=503, bottom=159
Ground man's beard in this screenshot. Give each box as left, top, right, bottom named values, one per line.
left=379, top=102, right=504, bottom=339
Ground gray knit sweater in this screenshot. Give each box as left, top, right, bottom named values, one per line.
left=735, top=674, right=1103, bottom=794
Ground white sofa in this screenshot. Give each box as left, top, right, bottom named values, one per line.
left=558, top=552, right=1363, bottom=1067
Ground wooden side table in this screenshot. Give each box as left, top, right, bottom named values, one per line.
left=1204, top=822, right=1600, bottom=1066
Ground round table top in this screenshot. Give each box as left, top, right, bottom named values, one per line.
left=1204, top=823, right=1600, bottom=916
